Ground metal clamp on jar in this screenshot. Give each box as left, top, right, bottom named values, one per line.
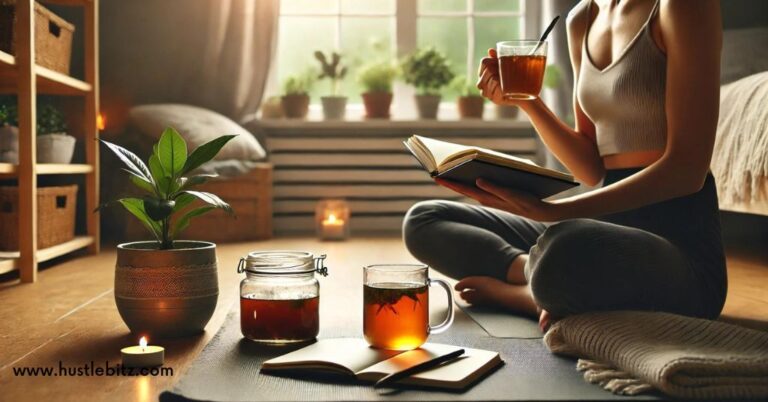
left=237, top=251, right=328, bottom=343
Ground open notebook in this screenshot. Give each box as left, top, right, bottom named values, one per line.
left=261, top=338, right=502, bottom=390
left=405, top=135, right=578, bottom=198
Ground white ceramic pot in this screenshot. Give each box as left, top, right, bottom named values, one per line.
left=415, top=94, right=441, bottom=119
left=37, top=133, right=75, bottom=164
left=321, top=96, right=347, bottom=120
left=0, top=125, right=19, bottom=164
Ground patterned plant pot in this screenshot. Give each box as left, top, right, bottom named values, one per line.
left=114, top=241, right=219, bottom=338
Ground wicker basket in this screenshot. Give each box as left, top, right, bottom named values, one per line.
left=0, top=185, right=78, bottom=251
left=0, top=0, right=75, bottom=74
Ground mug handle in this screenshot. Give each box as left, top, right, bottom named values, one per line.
left=427, top=278, right=454, bottom=334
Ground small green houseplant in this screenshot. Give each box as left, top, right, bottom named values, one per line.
left=357, top=62, right=397, bottom=119
left=36, top=104, right=76, bottom=164
left=401, top=48, right=455, bottom=119
left=0, top=102, right=18, bottom=163
left=315, top=51, right=348, bottom=120
left=451, top=75, right=484, bottom=119
left=281, top=70, right=316, bottom=119
left=100, top=127, right=236, bottom=337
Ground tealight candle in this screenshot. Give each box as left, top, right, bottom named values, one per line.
left=321, top=213, right=346, bottom=239
left=121, top=336, right=164, bottom=368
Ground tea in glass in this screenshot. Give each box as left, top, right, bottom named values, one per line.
left=240, top=295, right=319, bottom=342
left=497, top=41, right=548, bottom=100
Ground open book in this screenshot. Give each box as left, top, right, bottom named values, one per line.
left=405, top=135, right=578, bottom=198
left=261, top=338, right=502, bottom=390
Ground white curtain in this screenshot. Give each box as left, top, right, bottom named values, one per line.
left=100, top=0, right=279, bottom=128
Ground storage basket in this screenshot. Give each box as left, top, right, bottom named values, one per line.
left=0, top=185, right=78, bottom=251
left=0, top=0, right=75, bottom=74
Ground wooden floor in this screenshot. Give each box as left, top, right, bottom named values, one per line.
left=0, top=236, right=766, bottom=402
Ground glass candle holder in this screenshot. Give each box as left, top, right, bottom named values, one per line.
left=315, top=199, right=350, bottom=240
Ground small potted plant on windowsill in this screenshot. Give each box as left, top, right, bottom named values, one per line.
left=315, top=51, right=348, bottom=120
left=281, top=71, right=316, bottom=119
left=358, top=61, right=397, bottom=119
left=401, top=47, right=455, bottom=119
left=99, top=128, right=236, bottom=338
left=36, top=104, right=76, bottom=164
left=451, top=75, right=485, bottom=119
left=0, top=102, right=18, bottom=164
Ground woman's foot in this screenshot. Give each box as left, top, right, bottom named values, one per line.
left=455, top=276, right=538, bottom=317
left=505, top=254, right=529, bottom=285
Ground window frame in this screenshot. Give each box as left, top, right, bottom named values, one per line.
left=274, top=0, right=542, bottom=119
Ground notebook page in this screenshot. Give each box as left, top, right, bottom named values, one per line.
left=262, top=338, right=400, bottom=374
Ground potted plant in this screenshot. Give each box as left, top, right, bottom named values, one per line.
left=451, top=75, right=484, bottom=119
left=358, top=62, right=397, bottom=119
left=36, top=104, right=76, bottom=164
left=281, top=71, right=316, bottom=119
left=315, top=51, right=348, bottom=120
left=99, top=127, right=236, bottom=338
left=401, top=47, right=455, bottom=119
left=0, top=102, right=18, bottom=164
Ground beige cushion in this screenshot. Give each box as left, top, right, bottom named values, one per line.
left=129, top=104, right=266, bottom=161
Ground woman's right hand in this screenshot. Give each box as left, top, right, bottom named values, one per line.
left=477, top=48, right=526, bottom=107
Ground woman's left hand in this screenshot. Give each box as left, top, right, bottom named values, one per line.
left=435, top=178, right=565, bottom=222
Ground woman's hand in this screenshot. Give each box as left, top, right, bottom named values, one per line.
left=435, top=177, right=565, bottom=222
left=477, top=48, right=528, bottom=107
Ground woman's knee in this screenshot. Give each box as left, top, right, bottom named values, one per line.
left=402, top=200, right=457, bottom=257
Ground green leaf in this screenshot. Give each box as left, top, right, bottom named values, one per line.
left=117, top=198, right=161, bottom=241
left=182, top=135, right=237, bottom=174
left=129, top=174, right=156, bottom=195
left=179, top=173, right=218, bottom=192
left=157, top=176, right=180, bottom=197
left=148, top=154, right=166, bottom=192
left=99, top=139, right=152, bottom=181
left=157, top=127, right=187, bottom=178
left=172, top=206, right=215, bottom=238
left=172, top=192, right=198, bottom=212
left=182, top=190, right=233, bottom=214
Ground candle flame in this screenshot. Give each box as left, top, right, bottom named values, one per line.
left=97, top=113, right=106, bottom=130
left=327, top=213, right=337, bottom=223
left=139, top=336, right=147, bottom=350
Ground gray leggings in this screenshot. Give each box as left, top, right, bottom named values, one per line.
left=403, top=169, right=727, bottom=319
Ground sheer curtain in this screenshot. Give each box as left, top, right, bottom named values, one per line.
left=100, top=0, right=279, bottom=129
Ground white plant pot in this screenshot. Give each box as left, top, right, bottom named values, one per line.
left=37, top=133, right=76, bottom=164
left=0, top=125, right=19, bottom=164
left=415, top=94, right=441, bottom=119
left=321, top=96, right=347, bottom=120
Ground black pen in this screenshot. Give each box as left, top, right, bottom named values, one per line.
left=373, top=348, right=465, bottom=388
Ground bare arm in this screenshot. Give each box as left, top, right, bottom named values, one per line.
left=476, top=4, right=604, bottom=185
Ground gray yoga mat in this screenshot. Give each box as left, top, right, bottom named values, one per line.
left=161, top=305, right=658, bottom=402
left=455, top=299, right=543, bottom=339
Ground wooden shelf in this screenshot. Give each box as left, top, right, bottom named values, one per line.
left=0, top=50, right=92, bottom=95
left=0, top=236, right=94, bottom=264
left=0, top=163, right=94, bottom=176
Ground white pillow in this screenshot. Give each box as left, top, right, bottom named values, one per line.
left=128, top=104, right=266, bottom=161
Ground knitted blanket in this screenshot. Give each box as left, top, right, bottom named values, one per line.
left=712, top=71, right=768, bottom=204
left=543, top=311, right=768, bottom=399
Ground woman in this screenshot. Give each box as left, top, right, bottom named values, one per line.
left=403, top=0, right=726, bottom=329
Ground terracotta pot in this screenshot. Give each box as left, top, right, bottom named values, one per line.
left=114, top=241, right=218, bottom=338
left=37, top=133, right=75, bottom=163
left=321, top=96, right=347, bottom=120
left=415, top=94, right=441, bottom=119
left=457, top=96, right=484, bottom=119
left=362, top=92, right=393, bottom=119
left=281, top=94, right=310, bottom=119
left=495, top=104, right=519, bottom=119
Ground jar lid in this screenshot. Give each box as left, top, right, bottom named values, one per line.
left=237, top=250, right=328, bottom=276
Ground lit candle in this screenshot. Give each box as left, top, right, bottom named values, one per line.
left=321, top=213, right=346, bottom=239
left=121, top=336, right=164, bottom=368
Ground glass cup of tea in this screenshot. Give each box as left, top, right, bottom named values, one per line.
left=496, top=40, right=548, bottom=100
left=363, top=264, right=454, bottom=351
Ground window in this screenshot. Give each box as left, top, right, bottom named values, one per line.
left=275, top=0, right=537, bottom=107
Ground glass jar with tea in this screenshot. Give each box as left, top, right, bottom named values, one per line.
left=237, top=251, right=328, bottom=343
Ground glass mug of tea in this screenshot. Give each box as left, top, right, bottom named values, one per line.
left=363, top=264, right=454, bottom=350
left=496, top=40, right=548, bottom=100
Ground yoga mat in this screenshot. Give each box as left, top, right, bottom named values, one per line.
left=455, top=299, right=542, bottom=339
left=161, top=305, right=658, bottom=401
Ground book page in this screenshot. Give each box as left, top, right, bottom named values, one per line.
left=413, top=136, right=477, bottom=168
left=355, top=343, right=463, bottom=381
left=261, top=338, right=400, bottom=375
